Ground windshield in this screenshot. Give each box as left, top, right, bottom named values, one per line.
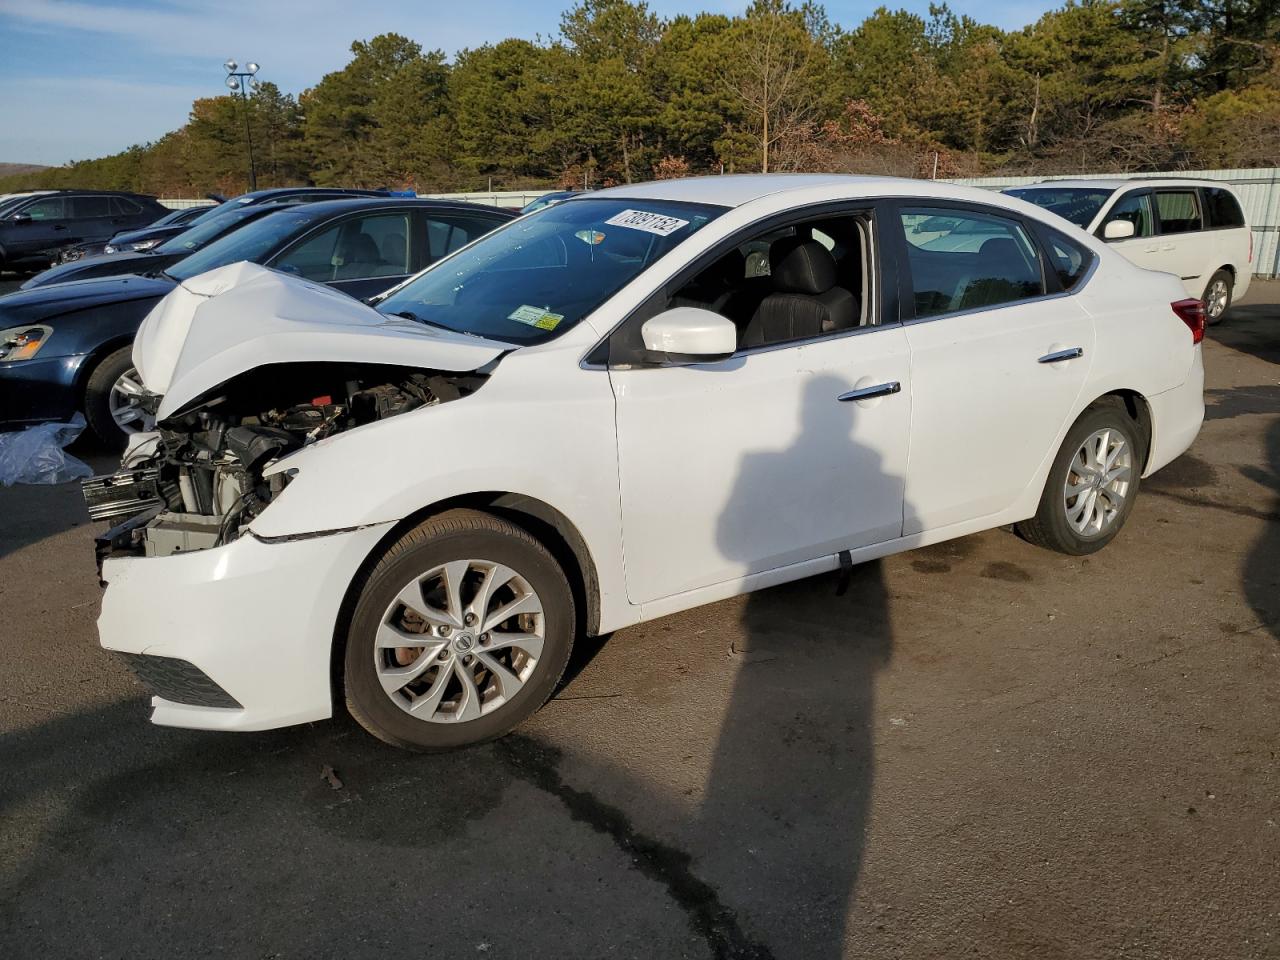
left=376, top=197, right=724, bottom=345
left=167, top=206, right=329, bottom=281
left=155, top=204, right=281, bottom=256
left=1005, top=187, right=1116, bottom=228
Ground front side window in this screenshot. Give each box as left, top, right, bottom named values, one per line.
left=1103, top=191, right=1154, bottom=238
left=376, top=198, right=725, bottom=345
left=1203, top=188, right=1245, bottom=228
left=274, top=212, right=413, bottom=282
left=899, top=206, right=1044, bottom=318
left=19, top=197, right=66, bottom=220
left=1155, top=191, right=1202, bottom=234
left=1005, top=187, right=1115, bottom=228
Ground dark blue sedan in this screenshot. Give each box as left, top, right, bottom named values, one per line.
left=0, top=198, right=513, bottom=445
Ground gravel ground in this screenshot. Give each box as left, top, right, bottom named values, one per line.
left=1, top=279, right=1277, bottom=960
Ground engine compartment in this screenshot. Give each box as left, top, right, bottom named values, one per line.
left=87, top=361, right=485, bottom=565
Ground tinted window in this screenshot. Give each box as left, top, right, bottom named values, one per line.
left=156, top=205, right=279, bottom=255
left=72, top=196, right=112, bottom=218
left=424, top=214, right=504, bottom=263
left=1005, top=187, right=1115, bottom=227
left=376, top=198, right=724, bottom=345
left=1156, top=191, right=1202, bottom=234
left=1104, top=191, right=1154, bottom=238
left=274, top=212, right=413, bottom=282
left=20, top=197, right=66, bottom=220
left=110, top=196, right=144, bottom=216
left=899, top=207, right=1044, bottom=318
left=1203, top=188, right=1245, bottom=228
left=1040, top=227, right=1093, bottom=291
left=167, top=208, right=329, bottom=281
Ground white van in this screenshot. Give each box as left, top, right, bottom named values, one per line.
left=1005, top=179, right=1253, bottom=323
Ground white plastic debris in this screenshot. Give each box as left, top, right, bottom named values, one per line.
left=0, top=414, right=93, bottom=486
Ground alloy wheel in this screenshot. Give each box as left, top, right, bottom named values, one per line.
left=108, top=366, right=154, bottom=434
left=1063, top=428, right=1132, bottom=537
left=375, top=559, right=545, bottom=723
left=1206, top=278, right=1229, bottom=321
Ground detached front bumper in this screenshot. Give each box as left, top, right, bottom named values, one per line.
left=98, top=521, right=393, bottom=731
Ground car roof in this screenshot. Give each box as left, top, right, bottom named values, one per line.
left=251, top=196, right=518, bottom=218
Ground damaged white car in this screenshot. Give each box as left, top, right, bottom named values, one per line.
left=88, top=176, right=1205, bottom=750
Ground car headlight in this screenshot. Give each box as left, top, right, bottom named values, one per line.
left=103, top=244, right=119, bottom=254
left=60, top=249, right=84, bottom=263
left=0, top=325, right=53, bottom=362
left=130, top=238, right=162, bottom=251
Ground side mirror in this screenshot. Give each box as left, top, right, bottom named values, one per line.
left=640, top=307, right=737, bottom=364
left=1103, top=219, right=1135, bottom=241
left=9, top=212, right=32, bottom=224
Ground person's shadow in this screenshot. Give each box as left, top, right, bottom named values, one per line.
left=704, top=373, right=897, bottom=957
left=1243, top=418, right=1280, bottom=645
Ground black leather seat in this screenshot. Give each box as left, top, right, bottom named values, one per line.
left=742, top=238, right=857, bottom=348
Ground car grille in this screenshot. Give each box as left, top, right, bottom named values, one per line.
left=115, top=653, right=242, bottom=709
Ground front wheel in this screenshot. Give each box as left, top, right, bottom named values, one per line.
left=1203, top=269, right=1233, bottom=325
left=344, top=509, right=575, bottom=751
left=84, top=345, right=154, bottom=447
left=1016, top=403, right=1142, bottom=555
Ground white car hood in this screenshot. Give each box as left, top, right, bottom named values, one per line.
left=133, top=262, right=509, bottom=421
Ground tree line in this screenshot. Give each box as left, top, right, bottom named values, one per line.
left=4, top=0, right=1277, bottom=196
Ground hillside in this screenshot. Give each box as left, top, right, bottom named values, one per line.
left=0, top=162, right=50, bottom=180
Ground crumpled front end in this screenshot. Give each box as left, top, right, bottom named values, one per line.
left=86, top=263, right=509, bottom=730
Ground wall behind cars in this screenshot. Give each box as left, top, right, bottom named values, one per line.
left=948, top=167, right=1280, bottom=279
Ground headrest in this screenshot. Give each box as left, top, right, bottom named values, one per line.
left=977, top=237, right=1021, bottom=263
left=771, top=238, right=836, bottom=295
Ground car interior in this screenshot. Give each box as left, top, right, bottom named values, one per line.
left=667, top=214, right=873, bottom=349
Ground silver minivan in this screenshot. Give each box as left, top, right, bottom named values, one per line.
left=1006, top=178, right=1253, bottom=323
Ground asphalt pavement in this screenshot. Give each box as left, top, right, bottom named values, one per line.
left=1, top=279, right=1277, bottom=959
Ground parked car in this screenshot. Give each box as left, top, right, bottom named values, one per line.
left=84, top=175, right=1206, bottom=750
left=53, top=204, right=218, bottom=264
left=1004, top=178, right=1252, bottom=323
left=0, top=197, right=512, bottom=444
left=0, top=190, right=170, bottom=269
left=24, top=200, right=318, bottom=289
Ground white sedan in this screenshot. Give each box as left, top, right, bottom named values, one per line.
left=87, top=175, right=1206, bottom=750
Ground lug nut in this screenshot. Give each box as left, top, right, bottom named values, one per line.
left=438, top=625, right=451, bottom=636
left=479, top=633, right=490, bottom=647
left=437, top=649, right=450, bottom=661
left=462, top=654, right=473, bottom=666
left=464, top=612, right=477, bottom=626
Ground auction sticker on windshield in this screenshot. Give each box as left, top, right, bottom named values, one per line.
left=508, top=304, right=564, bottom=330
left=604, top=209, right=690, bottom=236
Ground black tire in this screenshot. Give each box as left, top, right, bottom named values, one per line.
left=83, top=345, right=137, bottom=448
left=344, top=509, right=575, bottom=751
left=1203, top=269, right=1233, bottom=326
left=1016, top=402, right=1143, bottom=555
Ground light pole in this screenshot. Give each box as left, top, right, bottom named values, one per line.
left=223, top=59, right=260, bottom=191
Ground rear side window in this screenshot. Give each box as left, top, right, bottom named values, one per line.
left=111, top=196, right=144, bottom=216
left=898, top=206, right=1044, bottom=318
left=1039, top=227, right=1093, bottom=291
left=1203, top=188, right=1245, bottom=228
left=72, top=196, right=112, bottom=218
left=1104, top=191, right=1154, bottom=238
left=1155, top=191, right=1202, bottom=234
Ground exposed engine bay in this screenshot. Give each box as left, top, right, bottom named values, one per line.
left=86, top=362, right=485, bottom=565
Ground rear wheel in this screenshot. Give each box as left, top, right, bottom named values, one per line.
left=344, top=509, right=575, bottom=751
left=84, top=345, right=153, bottom=448
left=1016, top=403, right=1142, bottom=555
left=1203, top=269, right=1233, bottom=325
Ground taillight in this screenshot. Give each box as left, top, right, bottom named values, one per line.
left=1172, top=298, right=1205, bottom=344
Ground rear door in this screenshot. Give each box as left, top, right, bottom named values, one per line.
left=1152, top=189, right=1210, bottom=296
left=890, top=201, right=1095, bottom=535
left=68, top=195, right=120, bottom=244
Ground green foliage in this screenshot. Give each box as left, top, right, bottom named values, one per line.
left=2, top=0, right=1277, bottom=196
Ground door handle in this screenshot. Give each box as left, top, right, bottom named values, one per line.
left=838, top=381, right=901, bottom=402
left=52, top=224, right=68, bottom=231
left=1038, top=347, right=1084, bottom=364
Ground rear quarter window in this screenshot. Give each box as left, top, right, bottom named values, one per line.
left=1203, top=188, right=1246, bottom=229
left=1155, top=191, right=1202, bottom=234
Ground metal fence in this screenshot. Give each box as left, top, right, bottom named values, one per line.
left=948, top=167, right=1280, bottom=279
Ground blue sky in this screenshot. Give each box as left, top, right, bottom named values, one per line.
left=0, top=0, right=1058, bottom=165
